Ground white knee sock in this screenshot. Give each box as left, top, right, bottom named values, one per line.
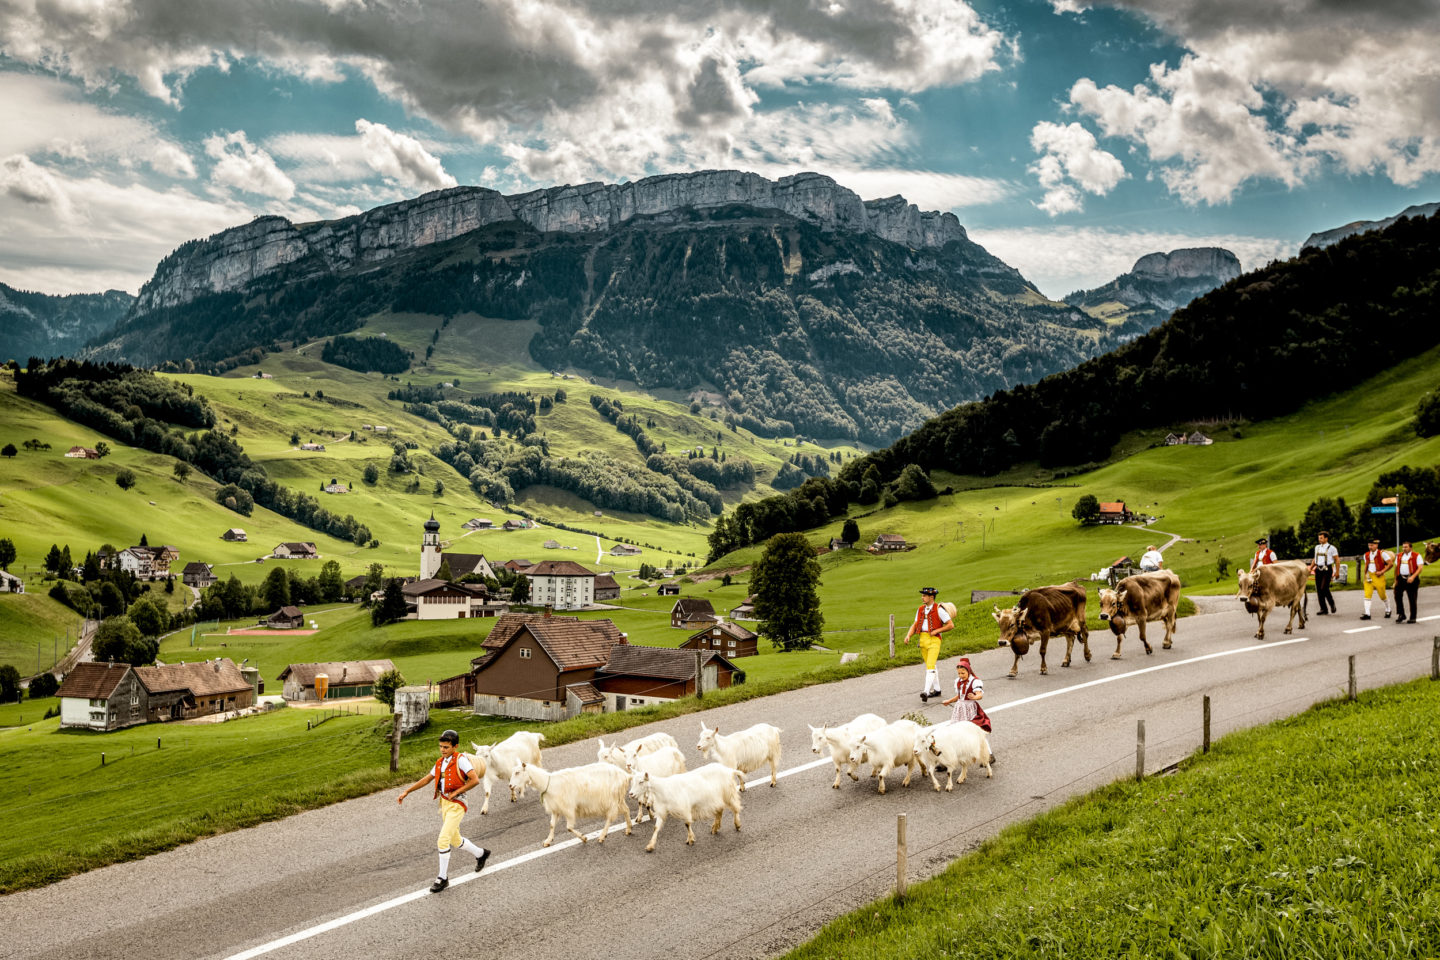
left=924, top=669, right=938, bottom=694
left=1364, top=598, right=1372, bottom=616
left=437, top=849, right=451, bottom=879
left=459, top=838, right=483, bottom=857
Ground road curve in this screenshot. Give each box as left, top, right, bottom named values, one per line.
left=5, top=589, right=1439, bottom=960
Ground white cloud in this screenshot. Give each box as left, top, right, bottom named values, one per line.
left=1051, top=1, right=1440, bottom=203
left=204, top=131, right=296, bottom=200
left=969, top=224, right=1295, bottom=299
left=1028, top=120, right=1127, bottom=215
left=354, top=119, right=456, bottom=191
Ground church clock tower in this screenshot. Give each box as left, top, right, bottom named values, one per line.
left=421, top=513, right=442, bottom=580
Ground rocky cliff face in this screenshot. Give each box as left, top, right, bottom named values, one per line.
left=131, top=171, right=966, bottom=315
left=1301, top=201, right=1439, bottom=251
left=1067, top=247, right=1241, bottom=315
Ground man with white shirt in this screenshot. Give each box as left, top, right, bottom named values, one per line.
left=1394, top=539, right=1424, bottom=624
left=1250, top=537, right=1277, bottom=572
left=1359, top=537, right=1392, bottom=621
left=1309, top=530, right=1339, bottom=615
left=1139, top=545, right=1164, bottom=572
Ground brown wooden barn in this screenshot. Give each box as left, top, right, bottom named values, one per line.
left=680, top=620, right=760, bottom=658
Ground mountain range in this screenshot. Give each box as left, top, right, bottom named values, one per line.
left=0, top=283, right=133, bottom=363
left=1065, top=247, right=1241, bottom=321
left=1302, top=201, right=1440, bottom=250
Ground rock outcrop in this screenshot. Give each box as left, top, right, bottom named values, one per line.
left=1067, top=247, right=1241, bottom=316
left=132, top=171, right=967, bottom=315
left=1301, top=201, right=1439, bottom=251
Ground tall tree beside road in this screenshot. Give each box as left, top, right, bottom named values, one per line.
left=0, top=537, right=15, bottom=570
left=752, top=532, right=824, bottom=651
left=92, top=616, right=158, bottom=666
left=262, top=566, right=290, bottom=611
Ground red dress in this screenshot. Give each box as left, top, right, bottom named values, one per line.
left=951, top=676, right=991, bottom=732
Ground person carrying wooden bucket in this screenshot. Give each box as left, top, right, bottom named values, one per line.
left=903, top=586, right=955, bottom=702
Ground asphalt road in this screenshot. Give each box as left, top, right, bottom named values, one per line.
left=5, top=589, right=1439, bottom=960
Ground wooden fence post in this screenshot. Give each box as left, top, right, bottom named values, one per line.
left=1202, top=696, right=1210, bottom=754
left=390, top=712, right=402, bottom=772
left=695, top=649, right=704, bottom=700
left=1135, top=719, right=1145, bottom=782
left=1348, top=655, right=1357, bottom=702
left=1431, top=637, right=1438, bottom=681
left=895, top=813, right=908, bottom=900
left=888, top=614, right=895, bottom=658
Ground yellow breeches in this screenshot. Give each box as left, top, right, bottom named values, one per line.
left=919, top=632, right=942, bottom=669
left=1362, top=573, right=1388, bottom=600
left=437, top=797, right=466, bottom=850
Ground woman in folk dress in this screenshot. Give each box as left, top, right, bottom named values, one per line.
left=941, top=657, right=991, bottom=733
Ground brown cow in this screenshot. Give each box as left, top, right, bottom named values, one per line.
left=1425, top=542, right=1439, bottom=564
left=1096, top=570, right=1181, bottom=657
left=1236, top=561, right=1309, bottom=639
left=991, top=582, right=1089, bottom=678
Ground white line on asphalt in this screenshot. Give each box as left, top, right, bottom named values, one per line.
left=986, top=637, right=1310, bottom=713
left=223, top=635, right=1307, bottom=959
left=1343, top=626, right=1381, bottom=634
left=1414, top=615, right=1439, bottom=622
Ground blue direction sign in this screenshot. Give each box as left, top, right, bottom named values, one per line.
left=1371, top=505, right=1398, bottom=514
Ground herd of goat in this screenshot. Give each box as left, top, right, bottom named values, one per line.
left=464, top=717, right=994, bottom=852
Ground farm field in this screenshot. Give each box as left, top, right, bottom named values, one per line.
left=786, top=675, right=1440, bottom=960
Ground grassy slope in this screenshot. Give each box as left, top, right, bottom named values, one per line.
left=786, top=676, right=1440, bottom=960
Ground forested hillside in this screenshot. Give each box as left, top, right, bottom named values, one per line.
left=96, top=208, right=1156, bottom=445
left=0, top=283, right=133, bottom=363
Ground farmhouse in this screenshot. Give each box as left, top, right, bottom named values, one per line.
left=64, top=446, right=99, bottom=459
left=181, top=562, right=216, bottom=589
left=542, top=539, right=561, bottom=549
left=729, top=595, right=756, bottom=620
left=670, top=597, right=716, bottom=628
left=442, top=552, right=496, bottom=581
left=221, top=528, right=247, bottom=542
left=471, top=618, right=624, bottom=720
left=403, top=578, right=508, bottom=619
left=300, top=443, right=326, bottom=452
left=440, top=612, right=583, bottom=707
left=57, top=662, right=146, bottom=732
left=118, top=545, right=179, bottom=580
left=829, top=538, right=855, bottom=551
left=502, top=519, right=527, bottom=531
left=265, top=605, right=305, bottom=630
left=1097, top=501, right=1130, bottom=524
left=323, top=483, right=348, bottom=494
left=272, top=542, right=319, bottom=559
left=592, top=644, right=742, bottom=709
left=609, top=543, right=642, bottom=556
left=133, top=659, right=254, bottom=721
left=0, top=570, right=23, bottom=594
left=593, top=573, right=620, bottom=602
left=1187, top=431, right=1213, bottom=446
left=869, top=533, right=909, bottom=553
left=278, top=660, right=397, bottom=701
left=524, top=559, right=597, bottom=610
left=499, top=559, right=533, bottom=573
left=680, top=620, right=760, bottom=658
left=463, top=518, right=494, bottom=530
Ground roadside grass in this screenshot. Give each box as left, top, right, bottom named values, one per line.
left=785, top=676, right=1440, bottom=960
left=0, top=590, right=85, bottom=675
left=0, top=696, right=57, bottom=727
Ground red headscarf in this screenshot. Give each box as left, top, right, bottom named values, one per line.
left=956, top=657, right=977, bottom=679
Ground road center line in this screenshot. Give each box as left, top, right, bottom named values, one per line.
left=223, top=635, right=1307, bottom=959
left=1343, top=626, right=1381, bottom=634
left=1413, top=615, right=1439, bottom=622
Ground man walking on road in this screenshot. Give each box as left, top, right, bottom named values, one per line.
left=1310, top=531, right=1339, bottom=615
left=1250, top=537, right=1277, bottom=572
left=1394, top=539, right=1424, bottom=623
left=1359, top=537, right=1393, bottom=621
left=903, top=586, right=954, bottom=702
left=398, top=729, right=490, bottom=893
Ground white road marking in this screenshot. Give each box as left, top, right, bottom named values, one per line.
left=1414, top=615, right=1439, bottom=622
left=1343, top=626, right=1382, bottom=634
left=222, top=635, right=1307, bottom=959
left=987, top=637, right=1310, bottom=713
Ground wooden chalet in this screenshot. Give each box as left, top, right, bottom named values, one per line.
left=593, top=573, right=620, bottom=602
left=277, top=660, right=397, bottom=701
left=670, top=597, right=716, bottom=628
left=657, top=583, right=681, bottom=596
left=680, top=620, right=759, bottom=658
left=609, top=543, right=642, bottom=556
left=729, top=595, right=756, bottom=620
left=272, top=541, right=319, bottom=559
left=471, top=617, right=623, bottom=721
left=869, top=533, right=909, bottom=553
left=56, top=662, right=146, bottom=731
left=1097, top=501, right=1130, bottom=524
left=64, top=445, right=100, bottom=459
left=181, top=561, right=217, bottom=588
left=592, top=644, right=741, bottom=709
left=133, top=659, right=254, bottom=721
left=265, top=605, right=305, bottom=630
left=829, top=538, right=855, bottom=551
left=221, top=528, right=247, bottom=542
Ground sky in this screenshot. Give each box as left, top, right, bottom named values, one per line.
left=1, top=0, right=1438, bottom=300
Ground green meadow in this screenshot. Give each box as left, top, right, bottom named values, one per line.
left=786, top=675, right=1440, bottom=960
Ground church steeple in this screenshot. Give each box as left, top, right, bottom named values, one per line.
left=420, top=513, right=442, bottom=579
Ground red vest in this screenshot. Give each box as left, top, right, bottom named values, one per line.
left=1254, top=548, right=1276, bottom=566
left=433, top=754, right=471, bottom=809
left=1397, top=551, right=1421, bottom=575
left=914, top=603, right=946, bottom=633
left=1364, top=550, right=1391, bottom=574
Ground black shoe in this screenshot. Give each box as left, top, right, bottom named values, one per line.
left=1384, top=611, right=1391, bottom=619
left=919, top=692, right=930, bottom=702
left=429, top=877, right=449, bottom=894
left=1316, top=610, right=1327, bottom=616
left=1359, top=614, right=1371, bottom=621
left=475, top=848, right=490, bottom=874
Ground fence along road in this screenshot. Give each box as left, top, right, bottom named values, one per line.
left=4, top=588, right=1438, bottom=960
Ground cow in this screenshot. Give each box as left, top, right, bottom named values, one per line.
left=991, top=581, right=1089, bottom=678
left=1236, top=560, right=1309, bottom=639
left=1097, top=570, right=1182, bottom=658
left=1425, top=542, right=1439, bottom=565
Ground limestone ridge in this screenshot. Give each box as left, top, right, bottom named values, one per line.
left=130, top=171, right=967, bottom=315
left=1066, top=247, right=1242, bottom=315
left=1301, top=201, right=1440, bottom=251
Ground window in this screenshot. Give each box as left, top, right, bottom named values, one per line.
left=518, top=647, right=532, bottom=659
left=630, top=698, right=643, bottom=705
left=728, top=640, right=736, bottom=647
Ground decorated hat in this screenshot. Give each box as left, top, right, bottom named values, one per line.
left=919, top=586, right=938, bottom=596
left=1368, top=536, right=1380, bottom=544
left=1255, top=537, right=1268, bottom=545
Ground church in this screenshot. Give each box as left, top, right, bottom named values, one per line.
left=408, top=514, right=508, bottom=620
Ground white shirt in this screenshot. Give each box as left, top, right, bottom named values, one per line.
left=1312, top=543, right=1338, bottom=568
left=1398, top=553, right=1424, bottom=577
left=1140, top=550, right=1164, bottom=570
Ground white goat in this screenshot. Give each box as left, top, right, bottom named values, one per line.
left=508, top=761, right=634, bottom=847
left=617, top=745, right=687, bottom=821
left=596, top=732, right=681, bottom=767
left=847, top=720, right=922, bottom=794
left=471, top=730, right=545, bottom=815
left=628, top=763, right=744, bottom=852
left=809, top=713, right=886, bottom=789
left=916, top=722, right=993, bottom=792
left=696, top=722, right=782, bottom=789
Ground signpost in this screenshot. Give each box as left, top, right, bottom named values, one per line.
left=1371, top=496, right=1400, bottom=552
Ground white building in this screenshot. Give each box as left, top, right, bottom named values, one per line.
left=0, top=570, right=24, bottom=593
left=524, top=560, right=597, bottom=610
left=420, top=513, right=443, bottom=580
